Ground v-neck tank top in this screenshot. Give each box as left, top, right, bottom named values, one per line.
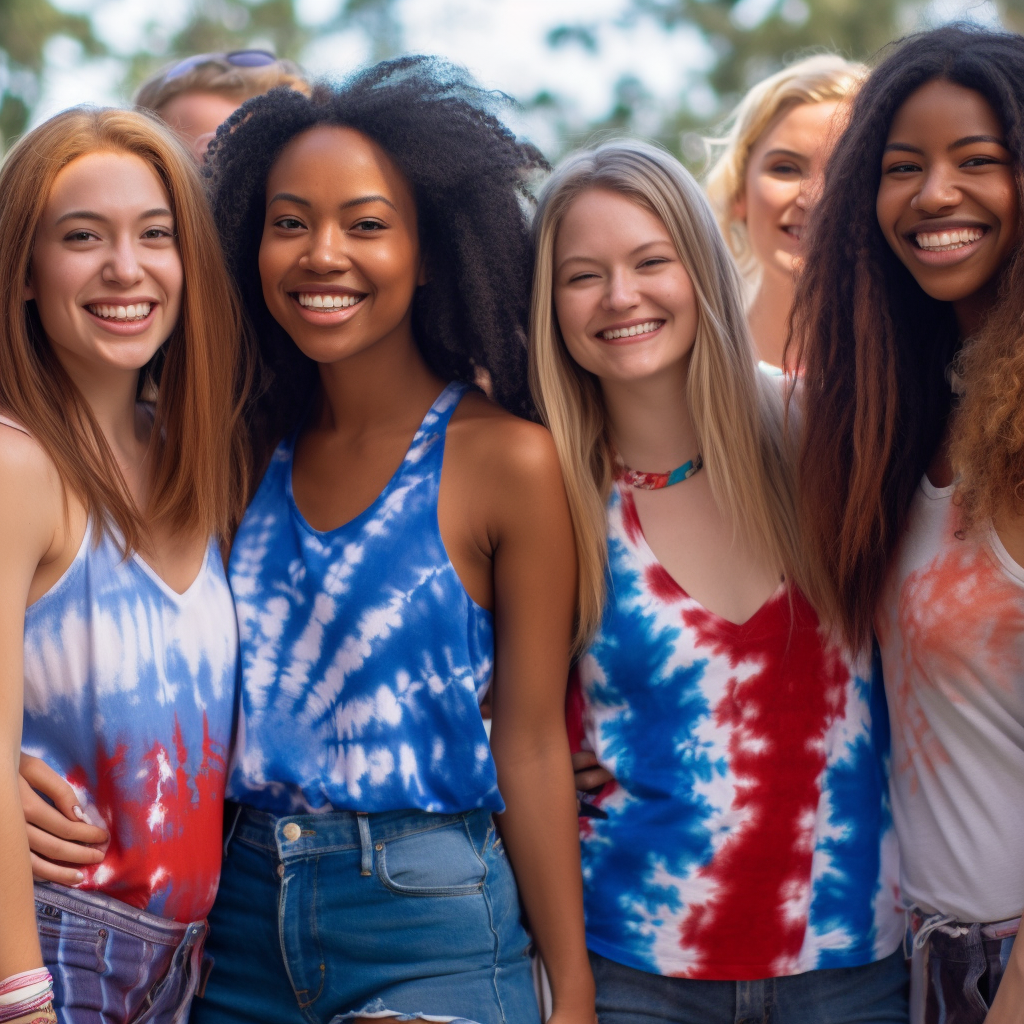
left=571, top=482, right=903, bottom=980
left=6, top=415, right=238, bottom=923
left=226, top=382, right=499, bottom=815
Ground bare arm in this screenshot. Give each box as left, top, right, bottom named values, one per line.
left=985, top=937, right=1024, bottom=1024
left=0, top=430, right=62, bottom=980
left=486, top=423, right=595, bottom=1024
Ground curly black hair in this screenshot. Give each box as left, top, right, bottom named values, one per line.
left=204, top=55, right=549, bottom=471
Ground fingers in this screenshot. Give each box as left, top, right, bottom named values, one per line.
left=19, top=752, right=95, bottom=825
left=20, top=779, right=108, bottom=845
left=27, top=824, right=105, bottom=865
left=30, top=851, right=85, bottom=887
left=571, top=750, right=599, bottom=771
left=574, top=766, right=615, bottom=791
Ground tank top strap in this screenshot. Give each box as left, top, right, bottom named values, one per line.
left=0, top=413, right=30, bottom=436
left=395, top=381, right=468, bottom=484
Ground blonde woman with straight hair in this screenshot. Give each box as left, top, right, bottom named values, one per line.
left=0, top=106, right=248, bottom=1023
left=704, top=54, right=865, bottom=368
left=530, top=139, right=906, bottom=1022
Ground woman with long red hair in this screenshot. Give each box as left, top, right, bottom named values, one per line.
left=0, top=107, right=248, bottom=1023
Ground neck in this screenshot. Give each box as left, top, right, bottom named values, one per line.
left=953, top=277, right=1000, bottom=340
left=600, top=358, right=698, bottom=472
left=747, top=268, right=795, bottom=370
left=315, top=319, right=446, bottom=434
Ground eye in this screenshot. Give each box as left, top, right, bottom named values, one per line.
left=274, top=216, right=305, bottom=230
left=769, top=162, right=800, bottom=175
left=885, top=161, right=921, bottom=174
left=961, top=155, right=1002, bottom=168
left=63, top=229, right=98, bottom=242
left=567, top=271, right=599, bottom=283
left=142, top=226, right=174, bottom=240
left=351, top=219, right=386, bottom=232
left=638, top=257, right=669, bottom=269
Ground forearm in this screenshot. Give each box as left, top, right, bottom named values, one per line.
left=985, top=933, right=1024, bottom=1024
left=0, top=764, right=44, bottom=977
left=494, top=740, right=594, bottom=1014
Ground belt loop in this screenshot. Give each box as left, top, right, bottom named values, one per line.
left=356, top=812, right=372, bottom=876
left=222, top=802, right=243, bottom=857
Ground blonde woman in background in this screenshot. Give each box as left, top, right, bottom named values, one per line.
left=704, top=54, right=865, bottom=369
left=531, top=139, right=905, bottom=1023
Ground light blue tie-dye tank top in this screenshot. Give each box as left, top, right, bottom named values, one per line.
left=15, top=414, right=238, bottom=923
left=227, top=382, right=499, bottom=815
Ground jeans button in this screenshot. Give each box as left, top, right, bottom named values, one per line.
left=283, top=822, right=301, bottom=842
left=277, top=863, right=285, bottom=878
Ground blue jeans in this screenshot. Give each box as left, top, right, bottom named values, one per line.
left=192, top=803, right=540, bottom=1024
left=34, top=882, right=208, bottom=1024
left=589, top=947, right=909, bottom=1024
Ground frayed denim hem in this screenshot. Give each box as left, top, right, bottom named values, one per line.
left=329, top=999, right=481, bottom=1023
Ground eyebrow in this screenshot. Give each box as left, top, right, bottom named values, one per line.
left=268, top=192, right=398, bottom=212
left=762, top=148, right=805, bottom=160
left=883, top=134, right=1007, bottom=154
left=557, top=240, right=671, bottom=267
left=56, top=207, right=171, bottom=224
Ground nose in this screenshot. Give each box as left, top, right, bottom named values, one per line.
left=796, top=171, right=823, bottom=210
left=911, top=164, right=961, bottom=214
left=299, top=223, right=352, bottom=275
left=102, top=234, right=144, bottom=287
left=603, top=267, right=639, bottom=312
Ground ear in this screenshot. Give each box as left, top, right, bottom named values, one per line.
left=732, top=192, right=747, bottom=224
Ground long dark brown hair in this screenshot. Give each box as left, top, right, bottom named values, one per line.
left=0, top=107, right=251, bottom=552
left=790, top=25, right=1024, bottom=649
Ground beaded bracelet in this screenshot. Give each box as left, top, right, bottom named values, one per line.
left=0, top=970, right=54, bottom=1023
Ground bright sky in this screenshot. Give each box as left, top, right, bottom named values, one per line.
left=41, top=0, right=1001, bottom=152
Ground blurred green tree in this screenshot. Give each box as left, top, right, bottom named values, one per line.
left=0, top=0, right=105, bottom=145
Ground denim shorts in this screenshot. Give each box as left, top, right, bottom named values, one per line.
left=589, top=947, right=909, bottom=1024
left=907, top=908, right=1019, bottom=1023
left=191, top=803, right=540, bottom=1024
left=34, top=882, right=208, bottom=1024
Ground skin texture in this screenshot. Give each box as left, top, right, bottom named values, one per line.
left=3, top=152, right=204, bottom=984
left=877, top=79, right=1024, bottom=566
left=260, top=126, right=593, bottom=1023
left=555, top=187, right=781, bottom=627
left=735, top=100, right=842, bottom=368
left=157, top=91, right=242, bottom=163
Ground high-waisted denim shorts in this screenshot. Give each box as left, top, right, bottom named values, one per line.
left=34, top=882, right=208, bottom=1024
left=191, top=803, right=540, bottom=1024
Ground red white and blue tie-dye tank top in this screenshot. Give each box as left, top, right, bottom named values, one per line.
left=876, top=477, right=1024, bottom=924
left=17, top=419, right=237, bottom=922
left=571, top=482, right=903, bottom=980
left=226, top=382, right=497, bottom=815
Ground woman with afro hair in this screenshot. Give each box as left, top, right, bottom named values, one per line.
left=793, top=25, right=1024, bottom=1023
left=190, top=57, right=594, bottom=1024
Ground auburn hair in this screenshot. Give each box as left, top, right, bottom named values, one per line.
left=529, top=140, right=804, bottom=651
left=0, top=107, right=250, bottom=552
left=790, top=25, right=1024, bottom=649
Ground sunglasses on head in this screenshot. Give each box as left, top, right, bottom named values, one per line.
left=163, top=49, right=281, bottom=83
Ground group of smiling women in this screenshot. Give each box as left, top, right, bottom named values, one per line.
left=0, top=20, right=1020, bottom=1024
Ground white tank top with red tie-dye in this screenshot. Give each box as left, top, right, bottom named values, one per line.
left=876, top=475, right=1024, bottom=923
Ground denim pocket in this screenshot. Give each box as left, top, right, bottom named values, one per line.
left=36, top=905, right=108, bottom=975
left=377, top=820, right=486, bottom=896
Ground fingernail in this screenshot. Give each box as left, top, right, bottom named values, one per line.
left=74, top=871, right=84, bottom=883
left=73, top=806, right=86, bottom=821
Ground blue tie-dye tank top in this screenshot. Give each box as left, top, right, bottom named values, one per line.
left=227, top=382, right=499, bottom=815
left=17, top=420, right=237, bottom=923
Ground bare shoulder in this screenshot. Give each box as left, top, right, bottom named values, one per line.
left=0, top=421, right=63, bottom=526
left=449, top=391, right=562, bottom=487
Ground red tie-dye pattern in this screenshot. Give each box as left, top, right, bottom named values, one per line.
left=66, top=712, right=227, bottom=922
left=674, top=591, right=850, bottom=977
left=885, top=509, right=1024, bottom=794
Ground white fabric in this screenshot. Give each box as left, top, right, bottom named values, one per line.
left=875, top=476, right=1024, bottom=922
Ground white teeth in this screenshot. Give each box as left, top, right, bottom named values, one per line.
left=297, top=293, right=361, bottom=309
left=600, top=320, right=663, bottom=341
left=915, top=227, right=984, bottom=252
left=88, top=302, right=151, bottom=321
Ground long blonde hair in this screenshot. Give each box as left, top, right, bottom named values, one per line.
left=0, top=107, right=251, bottom=552
left=704, top=54, right=866, bottom=281
left=528, top=139, right=803, bottom=651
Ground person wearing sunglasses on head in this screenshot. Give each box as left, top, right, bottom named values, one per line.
left=135, top=50, right=310, bottom=163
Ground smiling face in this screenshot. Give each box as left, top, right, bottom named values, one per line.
left=26, top=150, right=183, bottom=378
left=736, top=99, right=842, bottom=279
left=258, top=126, right=424, bottom=367
left=876, top=79, right=1020, bottom=321
left=553, top=187, right=698, bottom=385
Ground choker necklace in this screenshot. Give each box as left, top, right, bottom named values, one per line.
left=618, top=453, right=704, bottom=490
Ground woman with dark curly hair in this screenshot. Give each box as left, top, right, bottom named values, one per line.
left=187, top=58, right=594, bottom=1024
left=792, top=25, right=1024, bottom=1023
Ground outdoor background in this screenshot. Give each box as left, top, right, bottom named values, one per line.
left=1, top=0, right=1021, bottom=163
